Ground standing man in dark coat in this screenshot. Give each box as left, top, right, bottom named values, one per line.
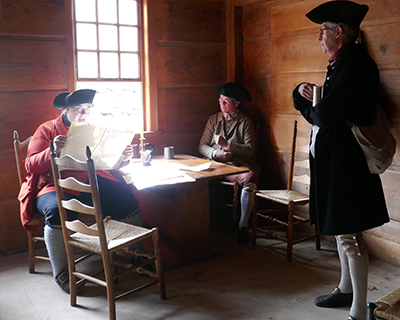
left=292, top=1, right=390, bottom=320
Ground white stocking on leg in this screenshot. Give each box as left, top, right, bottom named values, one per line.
left=239, top=183, right=256, bottom=228
left=44, top=225, right=68, bottom=279
left=337, top=233, right=369, bottom=320
left=336, top=235, right=353, bottom=294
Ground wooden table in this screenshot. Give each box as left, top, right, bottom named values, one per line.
left=128, top=154, right=248, bottom=269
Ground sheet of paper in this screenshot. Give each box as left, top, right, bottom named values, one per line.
left=62, top=122, right=135, bottom=170
left=179, top=162, right=211, bottom=172
left=120, top=162, right=196, bottom=190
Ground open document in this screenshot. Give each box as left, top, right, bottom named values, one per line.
left=120, top=162, right=196, bottom=190
left=61, top=122, right=135, bottom=170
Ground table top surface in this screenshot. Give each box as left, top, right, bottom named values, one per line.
left=124, top=154, right=248, bottom=190
left=147, top=154, right=248, bottom=180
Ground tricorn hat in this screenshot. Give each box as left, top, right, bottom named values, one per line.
left=54, top=89, right=96, bottom=110
left=306, top=1, right=369, bottom=26
left=215, top=82, right=251, bottom=102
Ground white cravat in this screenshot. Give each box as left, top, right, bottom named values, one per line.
left=310, top=125, right=320, bottom=158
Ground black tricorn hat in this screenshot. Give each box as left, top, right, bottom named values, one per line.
left=215, top=82, right=251, bottom=102
left=54, top=89, right=96, bottom=110
left=306, top=1, right=369, bottom=26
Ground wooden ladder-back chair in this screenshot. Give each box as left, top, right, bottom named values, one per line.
left=13, top=130, right=50, bottom=273
left=251, top=120, right=320, bottom=262
left=218, top=113, right=260, bottom=227
left=50, top=143, right=166, bottom=320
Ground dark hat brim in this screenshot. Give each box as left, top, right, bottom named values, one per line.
left=215, top=82, right=252, bottom=102
left=53, top=92, right=70, bottom=110
left=54, top=89, right=96, bottom=110
left=306, top=1, right=369, bottom=26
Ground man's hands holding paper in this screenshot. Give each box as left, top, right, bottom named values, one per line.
left=122, top=145, right=134, bottom=163
left=53, top=135, right=68, bottom=156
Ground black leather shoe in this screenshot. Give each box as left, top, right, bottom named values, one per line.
left=348, top=316, right=357, bottom=320
left=237, top=227, right=250, bottom=245
left=55, top=269, right=85, bottom=294
left=314, top=287, right=353, bottom=308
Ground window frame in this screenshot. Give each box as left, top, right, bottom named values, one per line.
left=64, top=0, right=158, bottom=132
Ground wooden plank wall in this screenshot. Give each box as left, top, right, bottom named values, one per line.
left=155, top=0, right=229, bottom=156
left=0, top=0, right=68, bottom=255
left=0, top=0, right=228, bottom=255
left=238, top=0, right=400, bottom=267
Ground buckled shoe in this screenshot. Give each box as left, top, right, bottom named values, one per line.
left=314, top=287, right=353, bottom=308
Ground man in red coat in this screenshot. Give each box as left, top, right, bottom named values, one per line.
left=18, top=89, right=142, bottom=292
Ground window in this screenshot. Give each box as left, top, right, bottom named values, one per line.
left=72, top=0, right=143, bottom=130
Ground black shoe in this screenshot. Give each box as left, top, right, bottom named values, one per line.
left=348, top=316, right=357, bottom=320
left=237, top=227, right=250, bottom=245
left=314, top=287, right=353, bottom=308
left=55, top=270, right=85, bottom=294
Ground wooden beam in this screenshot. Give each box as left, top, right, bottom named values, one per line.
left=64, top=0, right=77, bottom=92
left=226, top=0, right=235, bottom=82
left=142, top=0, right=158, bottom=132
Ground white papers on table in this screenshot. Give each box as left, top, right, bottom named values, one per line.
left=120, top=162, right=207, bottom=190
left=61, top=122, right=135, bottom=170
left=179, top=162, right=211, bottom=172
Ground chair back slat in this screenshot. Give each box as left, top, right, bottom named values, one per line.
left=65, top=220, right=99, bottom=236
left=62, top=198, right=96, bottom=216
left=55, top=154, right=88, bottom=172
left=59, top=177, right=92, bottom=193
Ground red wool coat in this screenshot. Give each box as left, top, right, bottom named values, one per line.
left=18, top=115, right=119, bottom=231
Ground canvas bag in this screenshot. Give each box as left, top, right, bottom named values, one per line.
left=348, top=106, right=396, bottom=174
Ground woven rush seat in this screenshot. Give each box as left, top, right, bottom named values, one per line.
left=256, top=190, right=309, bottom=205
left=374, top=288, right=400, bottom=320
left=69, top=218, right=154, bottom=253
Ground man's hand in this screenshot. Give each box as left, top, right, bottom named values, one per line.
left=298, top=82, right=316, bottom=102
left=214, top=149, right=233, bottom=160
left=122, top=145, right=134, bottom=162
left=214, top=135, right=229, bottom=148
left=53, top=135, right=68, bottom=156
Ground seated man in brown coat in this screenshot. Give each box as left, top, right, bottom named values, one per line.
left=199, top=82, right=259, bottom=244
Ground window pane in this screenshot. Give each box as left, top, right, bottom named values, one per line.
left=76, top=81, right=143, bottom=130
left=120, top=27, right=138, bottom=52
left=99, top=25, right=118, bottom=51
left=77, top=52, right=98, bottom=78
left=76, top=23, right=97, bottom=50
left=98, top=0, right=117, bottom=24
left=75, top=0, right=96, bottom=22
left=119, top=0, right=137, bottom=25
left=100, top=52, right=119, bottom=78
left=121, top=53, right=139, bottom=78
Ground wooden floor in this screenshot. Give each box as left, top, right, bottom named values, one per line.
left=1, top=218, right=400, bottom=320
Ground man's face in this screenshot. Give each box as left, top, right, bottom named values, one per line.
left=318, top=23, right=340, bottom=56
left=65, top=103, right=93, bottom=124
left=219, top=94, right=239, bottom=115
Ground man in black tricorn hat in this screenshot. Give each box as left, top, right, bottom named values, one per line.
left=292, top=1, right=390, bottom=320
left=18, top=89, right=150, bottom=293
left=199, top=82, right=259, bottom=245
